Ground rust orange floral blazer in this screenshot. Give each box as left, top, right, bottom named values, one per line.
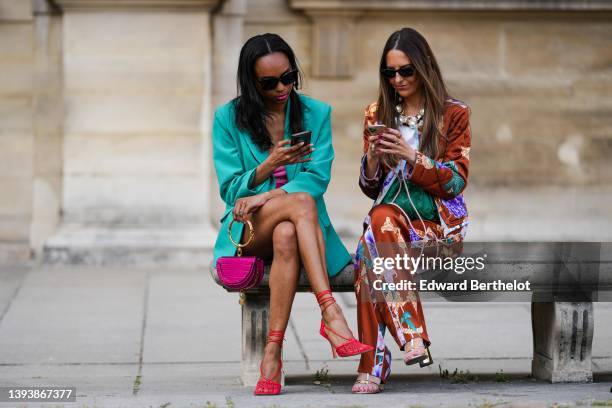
left=359, top=98, right=471, bottom=242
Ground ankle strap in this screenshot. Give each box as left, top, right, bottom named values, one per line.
left=267, top=330, right=285, bottom=346
left=315, top=289, right=336, bottom=312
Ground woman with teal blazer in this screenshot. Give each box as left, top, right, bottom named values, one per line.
left=212, top=33, right=371, bottom=396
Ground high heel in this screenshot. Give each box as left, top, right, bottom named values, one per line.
left=315, top=290, right=373, bottom=358
left=404, top=337, right=433, bottom=367
left=420, top=346, right=434, bottom=368
left=254, top=330, right=284, bottom=395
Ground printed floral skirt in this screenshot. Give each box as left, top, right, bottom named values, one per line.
left=353, top=203, right=444, bottom=382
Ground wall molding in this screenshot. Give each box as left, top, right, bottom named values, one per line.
left=289, top=0, right=612, bottom=78
left=289, top=0, right=612, bottom=11
left=55, top=0, right=223, bottom=11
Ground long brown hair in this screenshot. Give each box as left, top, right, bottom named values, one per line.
left=377, top=28, right=450, bottom=169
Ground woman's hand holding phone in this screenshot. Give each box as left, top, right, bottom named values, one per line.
left=251, top=137, right=314, bottom=195
left=266, top=139, right=313, bottom=168
left=376, top=128, right=417, bottom=164
left=366, top=124, right=386, bottom=162
left=363, top=124, right=386, bottom=179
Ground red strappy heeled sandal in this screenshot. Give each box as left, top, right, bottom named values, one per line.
left=315, top=290, right=374, bottom=358
left=254, top=330, right=284, bottom=395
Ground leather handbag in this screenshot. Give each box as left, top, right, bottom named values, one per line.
left=216, top=219, right=264, bottom=291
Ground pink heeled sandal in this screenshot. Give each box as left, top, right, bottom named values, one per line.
left=404, top=337, right=433, bottom=367
left=352, top=373, right=384, bottom=394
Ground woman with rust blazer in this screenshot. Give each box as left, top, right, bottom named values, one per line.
left=352, top=27, right=471, bottom=394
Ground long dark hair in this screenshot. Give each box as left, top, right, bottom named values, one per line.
left=234, top=33, right=304, bottom=151
left=377, top=28, right=450, bottom=166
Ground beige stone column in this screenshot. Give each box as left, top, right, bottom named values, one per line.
left=46, top=0, right=223, bottom=265
left=30, top=0, right=64, bottom=259
left=209, top=0, right=246, bottom=225
left=0, top=0, right=36, bottom=262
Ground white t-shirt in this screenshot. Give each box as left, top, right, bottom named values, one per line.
left=400, top=124, right=419, bottom=150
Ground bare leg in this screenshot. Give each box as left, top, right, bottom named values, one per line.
left=316, top=224, right=327, bottom=276
left=259, top=221, right=300, bottom=382
left=241, top=192, right=356, bottom=347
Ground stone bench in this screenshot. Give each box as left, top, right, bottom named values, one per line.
left=210, top=243, right=610, bottom=385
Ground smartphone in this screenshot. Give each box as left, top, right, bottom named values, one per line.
left=291, top=130, right=312, bottom=146
left=368, top=124, right=386, bottom=136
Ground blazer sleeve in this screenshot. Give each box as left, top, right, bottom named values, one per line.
left=280, top=105, right=333, bottom=199
left=212, top=108, right=272, bottom=206
left=405, top=105, right=471, bottom=200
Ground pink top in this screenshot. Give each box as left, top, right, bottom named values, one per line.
left=273, top=166, right=288, bottom=188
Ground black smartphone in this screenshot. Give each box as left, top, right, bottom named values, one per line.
left=291, top=130, right=312, bottom=146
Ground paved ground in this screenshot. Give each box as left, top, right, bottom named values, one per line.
left=0, top=263, right=611, bottom=408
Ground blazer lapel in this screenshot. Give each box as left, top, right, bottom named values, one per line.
left=240, top=126, right=268, bottom=164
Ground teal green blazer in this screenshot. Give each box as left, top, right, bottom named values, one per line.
left=212, top=94, right=352, bottom=277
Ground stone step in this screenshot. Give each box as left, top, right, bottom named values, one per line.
left=0, top=243, right=33, bottom=264
left=43, top=223, right=216, bottom=266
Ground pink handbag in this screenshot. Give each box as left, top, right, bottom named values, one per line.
left=216, top=219, right=264, bottom=291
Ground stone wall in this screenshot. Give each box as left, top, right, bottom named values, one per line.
left=60, top=9, right=209, bottom=223
left=1, top=0, right=611, bottom=263
left=1, top=0, right=222, bottom=265
left=208, top=0, right=612, bottom=231
left=42, top=0, right=220, bottom=265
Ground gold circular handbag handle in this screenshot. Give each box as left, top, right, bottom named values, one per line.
left=228, top=219, right=255, bottom=256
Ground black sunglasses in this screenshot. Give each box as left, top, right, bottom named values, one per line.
left=257, top=69, right=298, bottom=91
left=381, top=65, right=415, bottom=79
